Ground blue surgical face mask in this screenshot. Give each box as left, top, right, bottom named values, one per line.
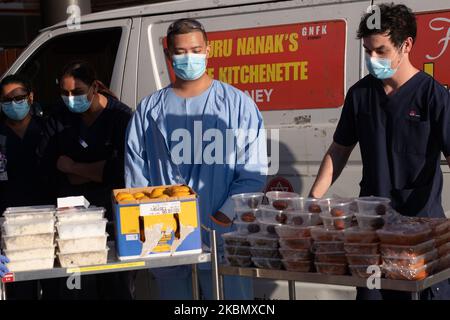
left=1, top=99, right=31, bottom=121
left=365, top=44, right=405, bottom=80
left=172, top=53, right=207, bottom=81
left=61, top=92, right=92, bottom=113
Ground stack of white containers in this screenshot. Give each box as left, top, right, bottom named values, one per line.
left=1, top=205, right=56, bottom=272
left=55, top=207, right=109, bottom=267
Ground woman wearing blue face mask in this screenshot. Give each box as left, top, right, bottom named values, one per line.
left=0, top=74, right=56, bottom=299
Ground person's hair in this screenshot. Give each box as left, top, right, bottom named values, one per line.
left=59, top=60, right=118, bottom=99
left=0, top=74, right=33, bottom=95
left=357, top=3, right=417, bottom=48
left=166, top=18, right=208, bottom=50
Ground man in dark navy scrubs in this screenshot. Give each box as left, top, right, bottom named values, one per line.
left=309, top=3, right=450, bottom=300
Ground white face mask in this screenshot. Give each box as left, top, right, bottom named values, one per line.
left=365, top=43, right=405, bottom=80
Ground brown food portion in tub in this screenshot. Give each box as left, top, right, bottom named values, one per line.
left=331, top=208, right=345, bottom=217
left=273, top=200, right=288, bottom=210
left=275, top=213, right=288, bottom=224
left=291, top=216, right=304, bottom=226
left=308, top=204, right=322, bottom=214
left=241, top=212, right=256, bottom=222
left=247, top=224, right=261, bottom=233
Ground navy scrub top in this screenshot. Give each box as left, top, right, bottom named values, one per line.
left=334, top=72, right=450, bottom=218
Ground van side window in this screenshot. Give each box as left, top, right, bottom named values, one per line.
left=18, top=28, right=122, bottom=116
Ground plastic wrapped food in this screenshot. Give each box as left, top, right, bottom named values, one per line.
left=231, top=193, right=264, bottom=209
left=311, top=226, right=345, bottom=241
left=252, top=257, right=283, bottom=270
left=258, top=221, right=282, bottom=235
left=4, top=246, right=55, bottom=261
left=250, top=247, right=281, bottom=259
left=4, top=205, right=55, bottom=213
left=225, top=254, right=253, bottom=267
left=376, top=224, right=432, bottom=245
left=355, top=197, right=391, bottom=215
left=279, top=248, right=312, bottom=260
left=435, top=232, right=450, bottom=248
left=248, top=233, right=279, bottom=248
left=224, top=245, right=251, bottom=256
left=56, top=234, right=108, bottom=254
left=282, top=259, right=313, bottom=272
left=2, top=218, right=55, bottom=236
left=58, top=248, right=109, bottom=267
left=380, top=240, right=435, bottom=257
left=56, top=208, right=105, bottom=223
left=235, top=208, right=259, bottom=223
left=275, top=225, right=313, bottom=239
left=265, top=191, right=301, bottom=210
left=354, top=213, right=385, bottom=230
left=315, top=252, right=347, bottom=263
left=222, top=232, right=250, bottom=247
left=3, top=210, right=55, bottom=223
left=344, top=243, right=379, bottom=255
left=279, top=237, right=312, bottom=250
left=438, top=243, right=450, bottom=257
left=349, top=265, right=381, bottom=278
left=2, top=233, right=54, bottom=250
left=320, top=213, right=353, bottom=230
left=234, top=221, right=260, bottom=235
left=315, top=262, right=348, bottom=275
left=383, top=260, right=437, bottom=281
left=314, top=241, right=344, bottom=253
left=6, top=257, right=55, bottom=272
left=56, top=219, right=107, bottom=239
left=318, top=198, right=353, bottom=217
left=346, top=254, right=381, bottom=265
left=344, top=227, right=379, bottom=243
left=382, top=249, right=438, bottom=269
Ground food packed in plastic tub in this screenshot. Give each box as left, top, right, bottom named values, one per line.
left=224, top=245, right=251, bottom=256
left=438, top=242, right=450, bottom=257
left=2, top=217, right=55, bottom=237
left=354, top=213, right=385, bottom=230
left=2, top=233, right=54, bottom=250
left=265, top=191, right=301, bottom=210
left=225, top=254, right=253, bottom=267
left=222, top=232, right=250, bottom=247
left=320, top=213, right=353, bottom=230
left=231, top=192, right=264, bottom=209
left=56, top=208, right=105, bottom=223
left=315, top=262, right=348, bottom=275
left=344, top=243, right=379, bottom=255
left=235, top=208, right=259, bottom=223
left=383, top=260, right=437, bottom=281
left=279, top=237, right=313, bottom=250
left=346, top=254, right=381, bottom=265
left=259, top=206, right=315, bottom=225
left=58, top=248, right=109, bottom=267
left=251, top=257, right=283, bottom=270
left=3, top=210, right=55, bottom=223
left=318, top=198, right=353, bottom=217
left=234, top=221, right=260, bottom=235
left=310, top=226, right=345, bottom=241
left=248, top=233, right=279, bottom=248
left=282, top=259, right=313, bottom=272
left=4, top=246, right=55, bottom=261
left=314, top=251, right=347, bottom=263
left=376, top=224, right=432, bottom=245
left=349, top=265, right=380, bottom=278
left=4, top=205, right=56, bottom=213
left=275, top=225, right=313, bottom=239
left=279, top=248, right=312, bottom=260
left=409, top=217, right=450, bottom=237
left=258, top=221, right=282, bottom=235
left=355, top=196, right=391, bottom=215
left=435, top=232, right=450, bottom=248
left=250, top=247, right=281, bottom=259
left=382, top=249, right=438, bottom=269
left=56, top=218, right=107, bottom=240
left=436, top=253, right=450, bottom=273
left=6, top=256, right=55, bottom=272
left=304, top=198, right=323, bottom=214
left=313, top=241, right=345, bottom=253
left=380, top=240, right=435, bottom=258
left=344, top=227, right=379, bottom=243
left=56, top=234, right=108, bottom=254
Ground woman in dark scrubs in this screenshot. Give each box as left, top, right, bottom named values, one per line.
left=41, top=61, right=134, bottom=300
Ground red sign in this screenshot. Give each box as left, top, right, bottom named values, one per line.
left=265, top=176, right=294, bottom=193
left=411, top=11, right=450, bottom=88
left=2, top=273, right=15, bottom=283
left=165, top=20, right=346, bottom=111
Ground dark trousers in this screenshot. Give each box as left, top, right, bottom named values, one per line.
left=6, top=281, right=39, bottom=300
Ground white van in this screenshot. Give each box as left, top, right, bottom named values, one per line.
left=3, top=0, right=450, bottom=299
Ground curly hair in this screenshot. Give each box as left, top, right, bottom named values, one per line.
left=357, top=3, right=417, bottom=48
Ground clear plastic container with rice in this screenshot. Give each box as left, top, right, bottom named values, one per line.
left=56, top=233, right=108, bottom=254
left=2, top=233, right=54, bottom=250
left=4, top=246, right=55, bottom=261
left=231, top=193, right=264, bottom=209
left=56, top=218, right=107, bottom=239
left=6, top=256, right=55, bottom=272
left=2, top=217, right=55, bottom=236
left=354, top=196, right=391, bottom=215
left=265, top=191, right=301, bottom=210
left=3, top=210, right=55, bottom=223
left=56, top=207, right=105, bottom=223
left=58, top=248, right=109, bottom=267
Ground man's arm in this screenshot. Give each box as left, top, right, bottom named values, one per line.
left=57, top=155, right=105, bottom=183
left=309, top=142, right=355, bottom=198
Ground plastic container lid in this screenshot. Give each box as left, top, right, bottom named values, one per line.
left=380, top=239, right=435, bottom=256
left=4, top=205, right=56, bottom=213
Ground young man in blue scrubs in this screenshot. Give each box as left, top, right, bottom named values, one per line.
left=125, top=18, right=268, bottom=299
left=309, top=3, right=450, bottom=300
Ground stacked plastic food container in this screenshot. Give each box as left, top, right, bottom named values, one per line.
left=55, top=207, right=109, bottom=267
left=1, top=206, right=56, bottom=272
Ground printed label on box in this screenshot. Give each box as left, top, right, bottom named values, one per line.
left=126, top=234, right=139, bottom=241
left=140, top=201, right=181, bottom=216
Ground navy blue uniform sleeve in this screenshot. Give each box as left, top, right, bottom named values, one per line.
left=435, top=85, right=450, bottom=157
left=333, top=88, right=358, bottom=147
left=102, top=103, right=132, bottom=188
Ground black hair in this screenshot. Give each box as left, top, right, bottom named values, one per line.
left=166, top=18, right=208, bottom=50
left=0, top=74, right=33, bottom=95
left=357, top=3, right=417, bottom=48
left=59, top=60, right=118, bottom=99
